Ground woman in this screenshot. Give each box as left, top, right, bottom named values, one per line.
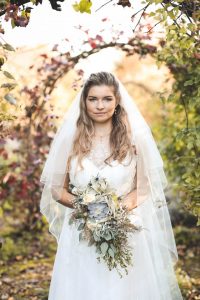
left=40, top=72, right=183, bottom=300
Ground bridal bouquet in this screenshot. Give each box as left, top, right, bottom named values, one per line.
left=68, top=174, right=142, bottom=278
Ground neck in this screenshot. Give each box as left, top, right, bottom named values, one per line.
left=93, top=120, right=112, bottom=137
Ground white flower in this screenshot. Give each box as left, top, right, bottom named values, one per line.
left=71, top=186, right=79, bottom=195
left=83, top=193, right=96, bottom=204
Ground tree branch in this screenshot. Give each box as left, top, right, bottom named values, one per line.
left=35, top=38, right=156, bottom=119
left=182, top=2, right=194, bottom=24
left=131, top=3, right=150, bottom=19
left=132, top=3, right=150, bottom=33
left=144, top=20, right=163, bottom=34
left=161, top=2, right=192, bottom=38
left=95, top=0, right=114, bottom=12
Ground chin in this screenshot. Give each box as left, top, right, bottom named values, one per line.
left=92, top=116, right=113, bottom=123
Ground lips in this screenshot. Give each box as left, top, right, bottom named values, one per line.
left=95, top=113, right=106, bottom=115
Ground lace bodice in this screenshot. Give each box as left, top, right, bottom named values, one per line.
left=69, top=152, right=137, bottom=198
left=87, top=133, right=112, bottom=170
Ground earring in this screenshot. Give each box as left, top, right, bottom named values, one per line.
left=114, top=108, right=117, bottom=115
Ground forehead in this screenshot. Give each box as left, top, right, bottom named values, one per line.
left=87, top=85, right=115, bottom=97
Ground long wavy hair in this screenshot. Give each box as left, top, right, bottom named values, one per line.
left=67, top=72, right=135, bottom=172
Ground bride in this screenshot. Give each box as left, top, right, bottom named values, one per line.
left=40, top=72, right=183, bottom=300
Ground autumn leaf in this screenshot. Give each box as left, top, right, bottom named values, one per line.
left=2, top=43, right=15, bottom=51
left=73, top=0, right=92, bottom=14
left=3, top=71, right=16, bottom=80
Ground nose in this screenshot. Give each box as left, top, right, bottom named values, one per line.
left=96, top=99, right=104, bottom=110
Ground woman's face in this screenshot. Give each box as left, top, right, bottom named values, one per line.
left=85, top=85, right=117, bottom=124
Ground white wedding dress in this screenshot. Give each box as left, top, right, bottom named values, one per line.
left=48, top=154, right=183, bottom=300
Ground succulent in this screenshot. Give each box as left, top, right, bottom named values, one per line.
left=88, top=202, right=110, bottom=221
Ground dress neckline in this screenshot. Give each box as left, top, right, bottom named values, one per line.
left=84, top=154, right=136, bottom=172
left=85, top=156, right=116, bottom=172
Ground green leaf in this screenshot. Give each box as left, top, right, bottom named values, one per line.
left=11, top=19, right=16, bottom=29
left=100, top=242, right=109, bottom=256
left=73, top=0, right=92, bottom=14
left=188, top=23, right=197, bottom=32
left=3, top=71, right=15, bottom=80
left=3, top=43, right=15, bottom=51
left=149, top=12, right=155, bottom=17
left=110, top=243, right=117, bottom=253
left=104, top=232, right=112, bottom=241
left=77, top=222, right=85, bottom=230
left=184, top=80, right=194, bottom=87
left=153, top=0, right=162, bottom=3
left=96, top=246, right=101, bottom=254
left=73, top=3, right=80, bottom=12
left=168, top=25, right=176, bottom=30
left=4, top=93, right=17, bottom=105
left=93, top=232, right=101, bottom=241
left=21, top=10, right=26, bottom=17
left=3, top=200, right=13, bottom=210
left=108, top=248, right=115, bottom=258
left=167, top=10, right=175, bottom=20
left=1, top=83, right=17, bottom=90
left=0, top=56, right=5, bottom=66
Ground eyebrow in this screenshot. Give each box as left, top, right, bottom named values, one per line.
left=88, top=95, right=113, bottom=98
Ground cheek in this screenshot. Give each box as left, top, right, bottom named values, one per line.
left=85, top=101, right=93, bottom=113
left=107, top=102, right=116, bottom=113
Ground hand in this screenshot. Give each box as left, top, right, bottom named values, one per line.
left=52, top=187, right=75, bottom=209
left=59, top=191, right=75, bottom=209
left=121, top=190, right=137, bottom=212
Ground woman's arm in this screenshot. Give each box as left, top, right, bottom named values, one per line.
left=52, top=173, right=75, bottom=209
left=121, top=189, right=137, bottom=211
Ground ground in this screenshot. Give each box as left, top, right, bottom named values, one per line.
left=0, top=214, right=199, bottom=300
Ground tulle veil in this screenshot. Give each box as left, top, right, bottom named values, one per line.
left=40, top=73, right=178, bottom=272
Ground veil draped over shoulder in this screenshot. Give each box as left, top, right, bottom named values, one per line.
left=40, top=74, right=178, bottom=269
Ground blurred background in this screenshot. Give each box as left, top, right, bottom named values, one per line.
left=0, top=0, right=199, bottom=299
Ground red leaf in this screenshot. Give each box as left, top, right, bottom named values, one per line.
left=96, top=35, right=103, bottom=42
left=88, top=39, right=97, bottom=49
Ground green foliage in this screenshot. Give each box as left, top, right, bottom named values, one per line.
left=149, top=1, right=200, bottom=223
left=0, top=237, right=19, bottom=261
left=0, top=42, right=18, bottom=116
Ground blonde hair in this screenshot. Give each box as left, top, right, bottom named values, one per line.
left=67, top=72, right=135, bottom=172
